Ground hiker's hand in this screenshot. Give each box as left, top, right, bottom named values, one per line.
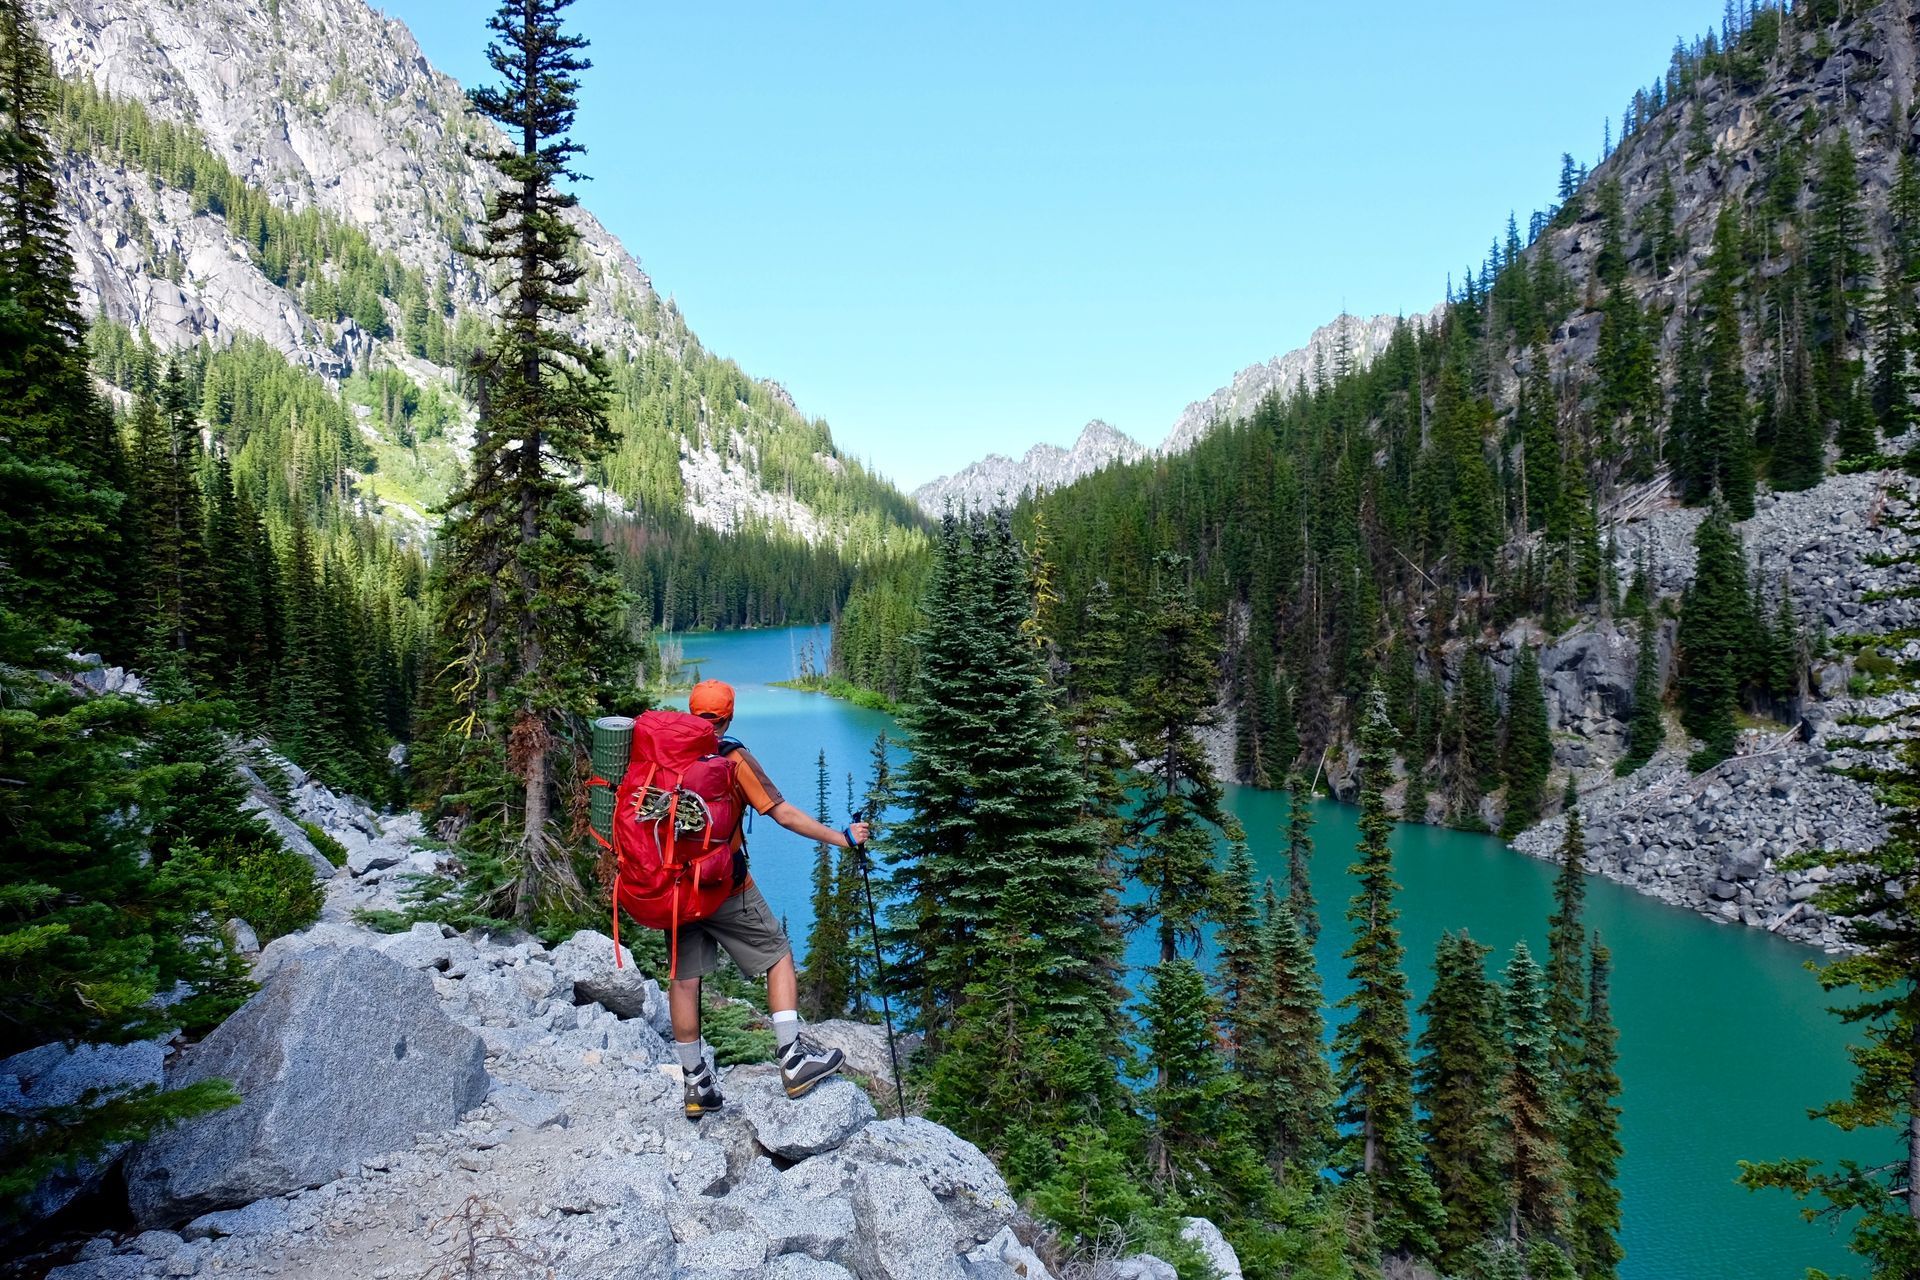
left=844, top=821, right=870, bottom=848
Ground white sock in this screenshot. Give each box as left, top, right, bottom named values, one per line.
left=675, top=1038, right=707, bottom=1075
left=772, top=1010, right=801, bottom=1051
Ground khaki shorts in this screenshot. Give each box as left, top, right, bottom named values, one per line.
left=667, top=882, right=792, bottom=980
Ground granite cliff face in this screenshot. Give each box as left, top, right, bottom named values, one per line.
left=33, top=0, right=904, bottom=544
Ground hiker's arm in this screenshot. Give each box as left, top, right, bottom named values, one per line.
left=768, top=802, right=868, bottom=849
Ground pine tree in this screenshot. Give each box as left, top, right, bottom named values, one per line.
left=1765, top=581, right=1803, bottom=716
left=145, top=361, right=212, bottom=668
left=1566, top=937, right=1625, bottom=1280
left=1061, top=577, right=1134, bottom=1005
left=1417, top=930, right=1506, bottom=1271
left=1283, top=771, right=1319, bottom=943
left=1702, top=206, right=1757, bottom=518
left=799, top=749, right=852, bottom=1020
left=1216, top=839, right=1264, bottom=1046
left=1242, top=883, right=1336, bottom=1174
left=1678, top=503, right=1748, bottom=770
left=841, top=731, right=896, bottom=1012
left=418, top=0, right=634, bottom=924
left=1620, top=616, right=1665, bottom=773
left=1333, top=684, right=1442, bottom=1256
left=1140, top=958, right=1278, bottom=1227
left=886, top=515, right=983, bottom=1033
left=1123, top=553, right=1242, bottom=963
left=0, top=0, right=122, bottom=639
left=201, top=445, right=268, bottom=706
left=1873, top=151, right=1920, bottom=439
left=1500, top=943, right=1569, bottom=1247
left=1545, top=789, right=1589, bottom=1083
left=905, top=514, right=1123, bottom=1162
left=1501, top=645, right=1553, bottom=838
left=1455, top=651, right=1503, bottom=796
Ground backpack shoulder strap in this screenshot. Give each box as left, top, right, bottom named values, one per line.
left=715, top=736, right=746, bottom=757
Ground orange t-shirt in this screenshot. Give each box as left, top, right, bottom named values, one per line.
left=728, top=746, right=784, bottom=816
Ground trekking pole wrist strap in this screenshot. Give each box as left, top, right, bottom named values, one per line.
left=841, top=826, right=858, bottom=849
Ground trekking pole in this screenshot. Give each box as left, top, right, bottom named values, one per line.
left=848, top=809, right=907, bottom=1120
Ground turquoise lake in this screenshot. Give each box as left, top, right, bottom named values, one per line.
left=667, top=625, right=1870, bottom=1280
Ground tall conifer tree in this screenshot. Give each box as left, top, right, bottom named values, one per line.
left=799, top=749, right=852, bottom=1020
left=0, top=0, right=121, bottom=638
left=1621, top=617, right=1665, bottom=773
left=1417, top=930, right=1507, bottom=1271
left=419, top=0, right=633, bottom=923
left=1567, top=938, right=1625, bottom=1280
left=1284, top=772, right=1319, bottom=943
left=1334, top=684, right=1443, bottom=1256
left=1242, top=884, right=1336, bottom=1174
left=1500, top=943, right=1569, bottom=1248
left=1123, top=553, right=1242, bottom=962
left=1545, top=791, right=1589, bottom=1083
left=1501, top=645, right=1553, bottom=838
left=898, top=515, right=1121, bottom=1162
left=1678, top=503, right=1748, bottom=770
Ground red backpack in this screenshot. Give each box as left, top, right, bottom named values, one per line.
left=607, top=710, right=749, bottom=978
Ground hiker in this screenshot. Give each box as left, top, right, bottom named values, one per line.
left=667, top=679, right=869, bottom=1118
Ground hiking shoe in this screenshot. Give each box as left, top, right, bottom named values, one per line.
left=779, top=1033, right=845, bottom=1099
left=683, top=1064, right=724, bottom=1119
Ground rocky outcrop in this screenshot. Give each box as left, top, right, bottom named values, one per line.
left=1501, top=467, right=1920, bottom=947
left=49, top=912, right=1091, bottom=1280
left=1179, top=1217, right=1244, bottom=1280
left=912, top=419, right=1147, bottom=514
left=124, top=945, right=490, bottom=1225
left=0, top=1040, right=168, bottom=1229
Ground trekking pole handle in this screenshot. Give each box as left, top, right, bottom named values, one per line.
left=843, top=807, right=868, bottom=852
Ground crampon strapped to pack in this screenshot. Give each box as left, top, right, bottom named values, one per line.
left=587, top=709, right=747, bottom=980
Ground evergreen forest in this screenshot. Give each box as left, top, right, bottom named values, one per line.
left=6, top=0, right=1920, bottom=1278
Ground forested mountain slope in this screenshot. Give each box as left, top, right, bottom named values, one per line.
left=844, top=0, right=1920, bottom=876
left=32, top=0, right=921, bottom=558
left=913, top=312, right=1410, bottom=515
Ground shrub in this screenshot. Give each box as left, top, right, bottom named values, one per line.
left=170, top=838, right=324, bottom=943
left=300, top=820, right=349, bottom=867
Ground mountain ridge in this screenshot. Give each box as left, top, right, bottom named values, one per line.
left=910, top=418, right=1146, bottom=513
left=34, top=0, right=918, bottom=551
left=913, top=309, right=1423, bottom=512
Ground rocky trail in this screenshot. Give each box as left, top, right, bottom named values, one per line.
left=14, top=755, right=1212, bottom=1280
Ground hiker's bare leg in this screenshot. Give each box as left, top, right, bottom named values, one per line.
left=670, top=975, right=702, bottom=1044
left=766, top=953, right=798, bottom=1014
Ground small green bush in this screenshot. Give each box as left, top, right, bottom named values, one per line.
left=299, top=821, right=349, bottom=867
left=1854, top=648, right=1898, bottom=676
left=700, top=997, right=775, bottom=1065
left=170, top=839, right=324, bottom=943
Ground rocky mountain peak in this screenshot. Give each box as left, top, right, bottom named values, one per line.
left=910, top=419, right=1146, bottom=514
left=1158, top=309, right=1420, bottom=454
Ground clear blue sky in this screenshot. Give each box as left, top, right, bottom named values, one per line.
left=380, top=0, right=1725, bottom=489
